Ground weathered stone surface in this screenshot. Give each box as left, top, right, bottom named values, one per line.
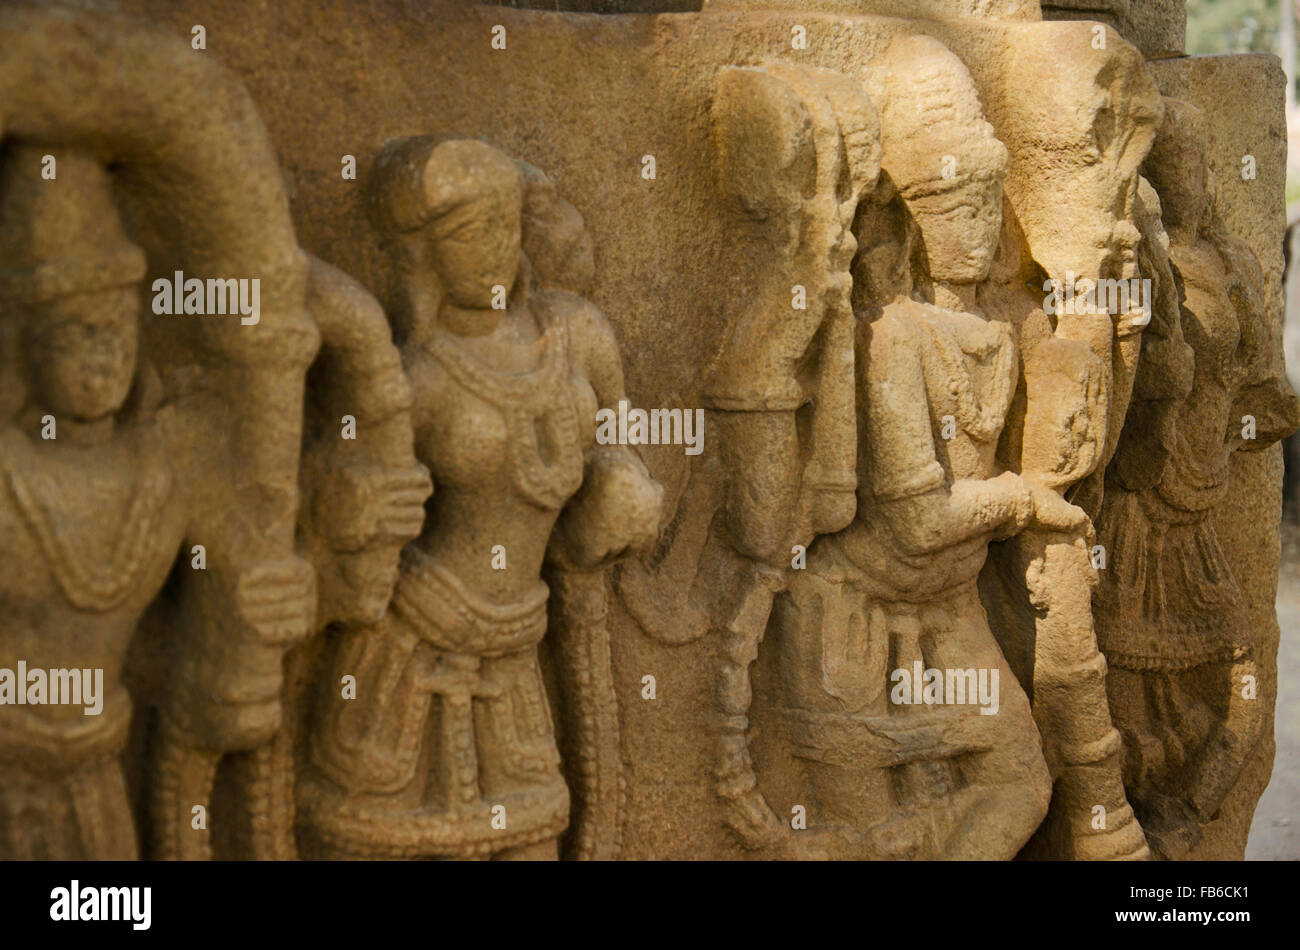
left=706, top=0, right=1038, bottom=19
left=1042, top=0, right=1186, bottom=58
left=1, top=0, right=1290, bottom=863
left=490, top=1, right=702, bottom=10
left=0, top=4, right=321, bottom=859
left=1142, top=53, right=1292, bottom=860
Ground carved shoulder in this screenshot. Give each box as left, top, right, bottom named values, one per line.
left=536, top=288, right=626, bottom=407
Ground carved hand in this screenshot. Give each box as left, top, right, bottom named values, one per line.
left=236, top=558, right=316, bottom=647
left=984, top=471, right=1036, bottom=539
left=170, top=558, right=317, bottom=752
left=1025, top=479, right=1091, bottom=533
left=550, top=448, right=664, bottom=571
left=319, top=463, right=432, bottom=551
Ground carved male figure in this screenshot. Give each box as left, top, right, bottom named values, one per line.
left=773, top=35, right=1054, bottom=859
left=0, top=147, right=313, bottom=859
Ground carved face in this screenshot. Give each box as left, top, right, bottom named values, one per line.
left=873, top=34, right=1008, bottom=288
left=910, top=177, right=1004, bottom=285
left=427, top=192, right=523, bottom=310
left=25, top=286, right=138, bottom=421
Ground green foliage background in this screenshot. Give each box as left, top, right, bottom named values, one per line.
left=1189, top=1, right=1300, bottom=202
left=1187, top=0, right=1282, bottom=54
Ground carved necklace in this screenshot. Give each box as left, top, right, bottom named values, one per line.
left=427, top=306, right=584, bottom=511
left=911, top=304, right=1015, bottom=443
left=0, top=423, right=171, bottom=612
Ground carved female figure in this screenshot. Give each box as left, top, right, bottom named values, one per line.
left=1096, top=100, right=1300, bottom=858
left=297, top=139, right=660, bottom=859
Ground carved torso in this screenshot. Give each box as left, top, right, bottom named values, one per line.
left=840, top=299, right=1018, bottom=597
left=0, top=418, right=186, bottom=734
left=908, top=302, right=1017, bottom=482
left=409, top=291, right=597, bottom=602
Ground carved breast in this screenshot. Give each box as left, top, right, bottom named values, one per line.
left=414, top=306, right=589, bottom=512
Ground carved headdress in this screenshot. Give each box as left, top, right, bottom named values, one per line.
left=0, top=146, right=149, bottom=420
left=368, top=136, right=526, bottom=345
left=873, top=35, right=1008, bottom=201
left=0, top=146, right=146, bottom=307
left=871, top=34, right=1008, bottom=284
left=370, top=137, right=523, bottom=235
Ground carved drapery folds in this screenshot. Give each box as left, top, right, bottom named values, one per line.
left=2, top=1, right=1294, bottom=862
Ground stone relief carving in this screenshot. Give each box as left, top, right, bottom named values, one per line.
left=294, top=137, right=662, bottom=860
left=769, top=34, right=1063, bottom=862
left=619, top=58, right=878, bottom=855
left=1, top=2, right=320, bottom=861
left=1094, top=98, right=1300, bottom=859
left=3, top=0, right=1295, bottom=864
left=0, top=146, right=185, bottom=860
left=219, top=252, right=432, bottom=860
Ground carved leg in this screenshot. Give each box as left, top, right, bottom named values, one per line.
left=924, top=596, right=1053, bottom=860
left=2, top=756, right=138, bottom=860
